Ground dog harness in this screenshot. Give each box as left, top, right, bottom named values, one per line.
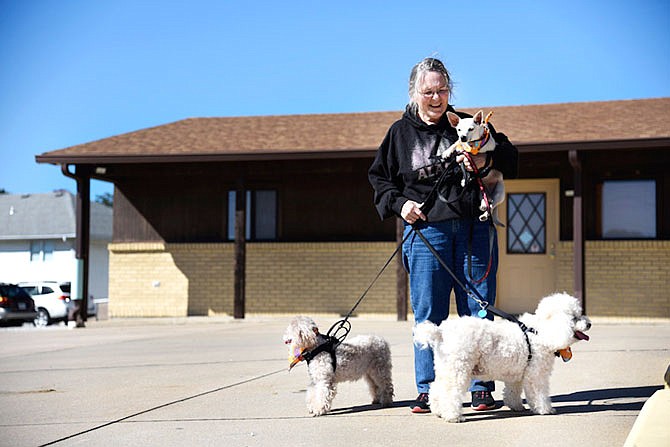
left=301, top=334, right=340, bottom=372
left=486, top=305, right=537, bottom=362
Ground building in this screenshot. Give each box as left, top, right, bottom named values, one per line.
left=0, top=190, right=112, bottom=301
left=35, top=98, right=670, bottom=319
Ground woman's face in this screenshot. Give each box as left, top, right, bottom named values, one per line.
left=414, top=71, right=450, bottom=125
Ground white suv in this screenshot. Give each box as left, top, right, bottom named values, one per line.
left=18, top=282, right=69, bottom=327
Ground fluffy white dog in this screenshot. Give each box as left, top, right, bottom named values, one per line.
left=413, top=293, right=591, bottom=422
left=283, top=316, right=394, bottom=416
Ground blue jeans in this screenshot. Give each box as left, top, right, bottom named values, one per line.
left=403, top=219, right=498, bottom=394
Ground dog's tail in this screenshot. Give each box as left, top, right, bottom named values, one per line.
left=413, top=321, right=442, bottom=350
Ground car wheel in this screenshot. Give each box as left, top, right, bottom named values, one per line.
left=34, top=309, right=50, bottom=327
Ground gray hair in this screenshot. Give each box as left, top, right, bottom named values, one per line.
left=408, top=57, right=453, bottom=113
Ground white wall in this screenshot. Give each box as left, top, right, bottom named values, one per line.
left=0, top=239, right=77, bottom=283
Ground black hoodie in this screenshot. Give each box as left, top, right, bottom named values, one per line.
left=368, top=105, right=519, bottom=222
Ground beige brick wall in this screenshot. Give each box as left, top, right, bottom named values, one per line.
left=246, top=242, right=398, bottom=315
left=109, top=240, right=669, bottom=319
left=556, top=241, right=670, bottom=318
left=109, top=242, right=398, bottom=318
left=109, top=243, right=236, bottom=317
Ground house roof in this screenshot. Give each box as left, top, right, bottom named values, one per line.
left=0, top=191, right=112, bottom=241
left=36, top=97, right=670, bottom=165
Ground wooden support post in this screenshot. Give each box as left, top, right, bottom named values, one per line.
left=569, top=150, right=586, bottom=313
left=233, top=186, right=246, bottom=319
left=62, top=164, right=90, bottom=327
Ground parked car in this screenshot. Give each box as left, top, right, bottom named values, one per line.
left=18, top=281, right=69, bottom=327
left=0, top=283, right=37, bottom=327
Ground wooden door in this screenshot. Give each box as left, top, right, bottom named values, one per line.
left=496, top=179, right=560, bottom=314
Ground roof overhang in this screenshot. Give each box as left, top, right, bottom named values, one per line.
left=35, top=137, right=670, bottom=166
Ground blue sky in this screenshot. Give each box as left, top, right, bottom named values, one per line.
left=1, top=0, right=668, bottom=199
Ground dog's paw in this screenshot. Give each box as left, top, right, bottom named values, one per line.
left=376, top=398, right=393, bottom=407
left=506, top=403, right=526, bottom=412
left=532, top=406, right=556, bottom=415
left=446, top=415, right=465, bottom=423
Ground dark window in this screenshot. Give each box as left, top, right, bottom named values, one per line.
left=227, top=190, right=277, bottom=241
left=600, top=180, right=656, bottom=239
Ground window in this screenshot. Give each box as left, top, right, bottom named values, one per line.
left=22, top=286, right=38, bottom=295
left=507, top=193, right=546, bottom=254
left=29, top=241, right=55, bottom=262
left=601, top=180, right=656, bottom=239
left=227, top=190, right=277, bottom=240
left=30, top=242, right=41, bottom=262
left=43, top=241, right=54, bottom=261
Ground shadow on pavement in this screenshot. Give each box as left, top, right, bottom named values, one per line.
left=328, top=386, right=662, bottom=417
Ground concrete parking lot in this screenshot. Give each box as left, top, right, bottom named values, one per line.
left=1, top=316, right=668, bottom=446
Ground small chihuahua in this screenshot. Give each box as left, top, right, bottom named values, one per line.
left=438, top=110, right=504, bottom=224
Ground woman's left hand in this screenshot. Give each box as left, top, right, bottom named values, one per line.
left=456, top=153, right=487, bottom=172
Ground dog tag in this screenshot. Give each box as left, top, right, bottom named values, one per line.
left=477, top=309, right=488, bottom=318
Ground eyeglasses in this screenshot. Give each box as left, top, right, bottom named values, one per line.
left=421, top=89, right=449, bottom=98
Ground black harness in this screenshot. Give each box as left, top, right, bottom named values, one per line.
left=486, top=306, right=537, bottom=362
left=301, top=334, right=340, bottom=372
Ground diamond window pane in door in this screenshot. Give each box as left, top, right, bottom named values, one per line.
left=507, top=193, right=546, bottom=254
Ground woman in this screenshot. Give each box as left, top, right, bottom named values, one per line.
left=368, top=57, right=518, bottom=413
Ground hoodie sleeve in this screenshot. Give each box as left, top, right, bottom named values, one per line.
left=368, top=126, right=408, bottom=220
left=489, top=124, right=519, bottom=180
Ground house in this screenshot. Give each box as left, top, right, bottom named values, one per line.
left=0, top=191, right=112, bottom=302
left=35, top=98, right=670, bottom=319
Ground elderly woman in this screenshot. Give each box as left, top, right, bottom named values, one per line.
left=368, top=57, right=518, bottom=413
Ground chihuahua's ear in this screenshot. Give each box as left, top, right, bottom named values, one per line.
left=473, top=110, right=484, bottom=125
left=446, top=111, right=460, bottom=128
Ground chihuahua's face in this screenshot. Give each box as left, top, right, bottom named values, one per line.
left=448, top=110, right=486, bottom=143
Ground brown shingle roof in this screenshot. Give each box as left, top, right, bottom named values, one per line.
left=36, top=98, right=670, bottom=164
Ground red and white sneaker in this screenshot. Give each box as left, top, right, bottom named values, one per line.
left=410, top=393, right=431, bottom=413
left=471, top=391, right=496, bottom=410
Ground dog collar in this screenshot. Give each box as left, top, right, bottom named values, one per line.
left=463, top=110, right=495, bottom=155
left=464, top=128, right=491, bottom=155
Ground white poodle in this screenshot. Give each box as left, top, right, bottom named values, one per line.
left=413, top=292, right=591, bottom=422
left=283, top=316, right=394, bottom=416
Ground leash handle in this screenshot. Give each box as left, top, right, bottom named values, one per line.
left=326, top=319, right=351, bottom=345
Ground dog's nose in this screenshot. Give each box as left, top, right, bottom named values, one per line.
left=460, top=136, right=467, bottom=142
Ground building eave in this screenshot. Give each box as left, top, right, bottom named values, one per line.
left=35, top=137, right=670, bottom=166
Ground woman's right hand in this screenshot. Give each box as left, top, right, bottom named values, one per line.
left=401, top=200, right=426, bottom=224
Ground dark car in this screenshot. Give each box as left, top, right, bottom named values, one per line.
left=0, top=284, right=37, bottom=327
